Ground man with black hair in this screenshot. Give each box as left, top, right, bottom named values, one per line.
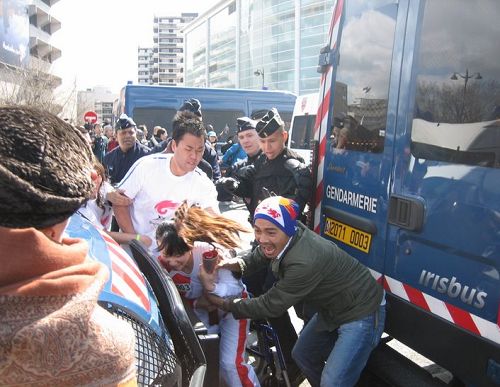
left=149, top=99, right=221, bottom=182
left=113, top=110, right=218, bottom=252
left=177, top=100, right=222, bottom=182
left=103, top=114, right=150, bottom=185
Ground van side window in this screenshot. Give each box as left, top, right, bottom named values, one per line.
left=133, top=108, right=245, bottom=140
left=329, top=1, right=398, bottom=153
left=290, top=115, right=315, bottom=150
left=203, top=109, right=245, bottom=139
left=133, top=108, right=178, bottom=133
left=411, top=0, right=500, bottom=168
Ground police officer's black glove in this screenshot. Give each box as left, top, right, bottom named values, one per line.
left=216, top=177, right=239, bottom=193
left=236, top=164, right=256, bottom=181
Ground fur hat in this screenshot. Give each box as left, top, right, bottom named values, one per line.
left=0, top=106, right=94, bottom=229
left=179, top=98, right=202, bottom=118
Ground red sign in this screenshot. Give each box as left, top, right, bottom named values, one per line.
left=83, top=111, right=98, bottom=124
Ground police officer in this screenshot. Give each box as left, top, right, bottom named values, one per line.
left=219, top=116, right=262, bottom=204
left=103, top=114, right=150, bottom=185
left=218, top=108, right=313, bottom=385
left=220, top=108, right=312, bottom=218
left=232, top=116, right=262, bottom=167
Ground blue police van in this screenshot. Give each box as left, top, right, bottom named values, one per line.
left=113, top=84, right=296, bottom=139
left=312, top=0, right=499, bottom=385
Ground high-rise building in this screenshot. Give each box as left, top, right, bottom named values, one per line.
left=138, top=47, right=154, bottom=84
left=0, top=0, right=61, bottom=70
left=138, top=12, right=198, bottom=86
left=0, top=0, right=62, bottom=111
left=27, top=0, right=62, bottom=69
left=184, top=0, right=333, bottom=95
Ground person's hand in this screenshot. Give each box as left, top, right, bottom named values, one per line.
left=195, top=295, right=218, bottom=312
left=204, top=292, right=226, bottom=309
left=236, top=165, right=256, bottom=181
left=217, top=257, right=243, bottom=273
left=137, top=234, right=152, bottom=247
left=106, top=189, right=132, bottom=206
left=216, top=177, right=239, bottom=193
left=198, top=261, right=218, bottom=292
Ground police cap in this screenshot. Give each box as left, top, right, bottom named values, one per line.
left=256, top=108, right=284, bottom=138
left=236, top=116, right=257, bottom=133
left=116, top=114, right=136, bottom=130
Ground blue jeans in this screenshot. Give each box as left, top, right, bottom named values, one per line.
left=292, top=304, right=386, bottom=387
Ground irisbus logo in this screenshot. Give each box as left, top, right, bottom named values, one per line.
left=418, top=270, right=487, bottom=309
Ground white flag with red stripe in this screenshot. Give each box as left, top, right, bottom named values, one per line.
left=100, top=232, right=151, bottom=312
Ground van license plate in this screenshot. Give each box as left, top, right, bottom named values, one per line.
left=324, top=217, right=372, bottom=253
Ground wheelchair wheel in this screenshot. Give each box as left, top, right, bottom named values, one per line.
left=246, top=325, right=269, bottom=379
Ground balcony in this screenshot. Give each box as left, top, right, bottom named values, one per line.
left=159, top=62, right=178, bottom=69
left=28, top=4, right=61, bottom=34
left=155, top=22, right=177, bottom=29
left=29, top=26, right=62, bottom=63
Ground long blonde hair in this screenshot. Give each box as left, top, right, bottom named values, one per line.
left=173, top=201, right=250, bottom=249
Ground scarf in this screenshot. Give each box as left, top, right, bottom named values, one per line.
left=0, top=227, right=137, bottom=386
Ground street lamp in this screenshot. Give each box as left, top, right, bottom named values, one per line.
left=451, top=68, right=482, bottom=122
left=254, top=68, right=265, bottom=90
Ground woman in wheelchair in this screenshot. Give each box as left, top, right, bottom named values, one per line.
left=155, top=203, right=260, bottom=387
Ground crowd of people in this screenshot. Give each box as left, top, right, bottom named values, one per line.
left=0, top=99, right=385, bottom=387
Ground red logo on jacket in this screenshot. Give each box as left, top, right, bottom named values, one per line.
left=154, top=200, right=179, bottom=215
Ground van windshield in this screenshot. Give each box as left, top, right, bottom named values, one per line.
left=290, top=114, right=315, bottom=150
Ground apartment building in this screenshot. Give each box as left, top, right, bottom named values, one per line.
left=138, top=47, right=154, bottom=84
left=138, top=12, right=198, bottom=86
left=0, top=0, right=61, bottom=76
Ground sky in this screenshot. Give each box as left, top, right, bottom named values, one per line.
left=51, top=0, right=219, bottom=94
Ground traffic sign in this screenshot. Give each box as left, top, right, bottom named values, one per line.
left=83, top=111, right=98, bottom=124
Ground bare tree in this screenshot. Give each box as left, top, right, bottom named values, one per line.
left=76, top=93, right=95, bottom=125
left=0, top=61, right=64, bottom=115
left=416, top=79, right=499, bottom=123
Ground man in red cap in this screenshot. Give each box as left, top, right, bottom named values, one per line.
left=201, top=196, right=385, bottom=387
